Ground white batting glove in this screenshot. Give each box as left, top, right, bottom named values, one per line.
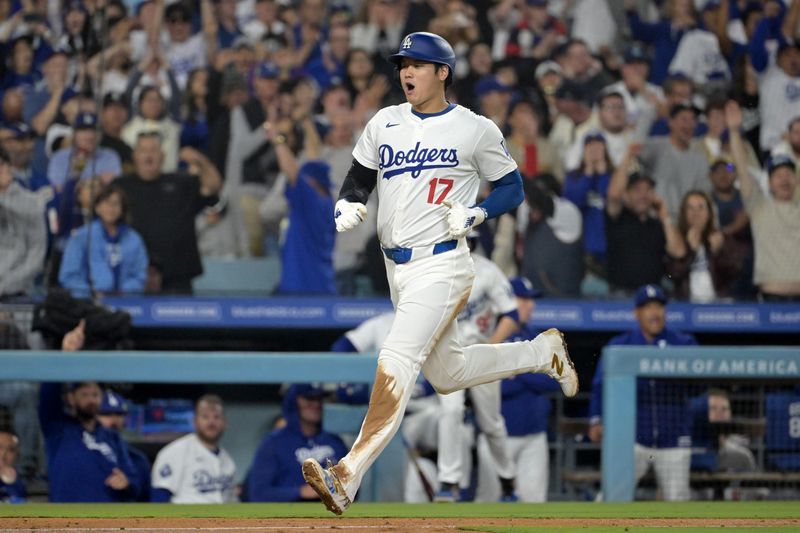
left=443, top=200, right=486, bottom=239
left=334, top=199, right=367, bottom=233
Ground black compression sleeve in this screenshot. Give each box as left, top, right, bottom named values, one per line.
left=338, top=159, right=378, bottom=204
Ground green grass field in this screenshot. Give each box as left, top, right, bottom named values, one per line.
left=1, top=501, right=799, bottom=532
left=0, top=501, right=797, bottom=519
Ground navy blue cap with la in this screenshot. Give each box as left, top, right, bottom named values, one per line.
left=634, top=284, right=668, bottom=308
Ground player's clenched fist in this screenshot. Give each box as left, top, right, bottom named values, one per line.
left=334, top=199, right=367, bottom=233
left=443, top=200, right=486, bottom=239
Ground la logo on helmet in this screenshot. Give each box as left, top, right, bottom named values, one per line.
left=402, top=36, right=413, bottom=49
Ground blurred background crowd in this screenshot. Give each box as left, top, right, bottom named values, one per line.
left=1, top=0, right=800, bottom=303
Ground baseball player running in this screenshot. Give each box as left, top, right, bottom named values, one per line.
left=302, top=32, right=578, bottom=515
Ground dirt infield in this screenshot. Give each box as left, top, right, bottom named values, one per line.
left=2, top=517, right=799, bottom=532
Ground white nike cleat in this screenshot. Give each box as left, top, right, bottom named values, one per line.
left=302, top=458, right=351, bottom=515
left=542, top=328, right=579, bottom=397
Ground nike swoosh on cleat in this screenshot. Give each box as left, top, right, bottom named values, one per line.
left=385, top=123, right=400, bottom=128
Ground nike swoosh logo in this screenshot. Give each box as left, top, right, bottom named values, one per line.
left=385, top=123, right=400, bottom=128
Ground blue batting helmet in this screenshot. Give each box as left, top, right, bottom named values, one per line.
left=388, top=32, right=456, bottom=86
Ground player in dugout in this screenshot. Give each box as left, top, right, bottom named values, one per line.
left=302, top=31, right=579, bottom=515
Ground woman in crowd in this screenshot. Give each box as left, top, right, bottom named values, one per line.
left=666, top=190, right=741, bottom=302
left=180, top=68, right=211, bottom=152
left=59, top=184, right=149, bottom=297
left=562, top=132, right=614, bottom=278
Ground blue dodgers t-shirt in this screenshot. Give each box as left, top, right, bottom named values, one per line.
left=278, top=164, right=336, bottom=295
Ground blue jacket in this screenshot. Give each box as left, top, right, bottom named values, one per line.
left=277, top=172, right=336, bottom=295
left=765, top=386, right=800, bottom=471
left=127, top=445, right=152, bottom=502
left=0, top=476, right=26, bottom=503
left=562, top=171, right=611, bottom=260
left=59, top=220, right=149, bottom=297
left=626, top=11, right=691, bottom=84
left=589, top=327, right=698, bottom=448
left=39, top=383, right=140, bottom=502
left=246, top=385, right=347, bottom=502
left=502, top=327, right=560, bottom=436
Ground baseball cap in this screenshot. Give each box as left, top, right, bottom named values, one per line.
left=710, top=155, right=734, bottom=171
left=626, top=172, right=655, bottom=189
left=9, top=122, right=34, bottom=139
left=583, top=130, right=606, bottom=145
left=554, top=80, right=588, bottom=104
left=534, top=60, right=562, bottom=80
left=256, top=61, right=280, bottom=79
left=165, top=2, right=191, bottom=22
left=510, top=276, right=542, bottom=299
left=73, top=112, right=98, bottom=130
left=293, top=384, right=325, bottom=398
left=103, top=92, right=129, bottom=109
left=634, top=284, right=668, bottom=308
left=702, top=0, right=722, bottom=11
left=766, top=154, right=796, bottom=176
left=527, top=0, right=547, bottom=6
left=669, top=101, right=701, bottom=118
left=99, top=391, right=128, bottom=415
left=299, top=160, right=331, bottom=190
left=624, top=45, right=650, bottom=64
left=39, top=44, right=70, bottom=63
left=597, top=86, right=624, bottom=106
left=232, top=35, right=255, bottom=50
left=474, top=76, right=510, bottom=99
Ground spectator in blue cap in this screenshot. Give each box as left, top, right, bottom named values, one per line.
left=97, top=390, right=152, bottom=502
left=727, top=100, right=800, bottom=302
left=475, top=76, right=512, bottom=129
left=48, top=112, right=123, bottom=189
left=562, top=130, right=613, bottom=276
left=275, top=157, right=336, bottom=295
left=1, top=122, right=49, bottom=191
left=23, top=45, right=72, bottom=176
left=246, top=384, right=347, bottom=502
left=588, top=283, right=698, bottom=501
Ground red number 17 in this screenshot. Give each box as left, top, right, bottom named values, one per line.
left=426, top=178, right=454, bottom=204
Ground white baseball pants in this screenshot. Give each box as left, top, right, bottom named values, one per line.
left=634, top=444, right=691, bottom=501
left=437, top=381, right=515, bottom=485
left=331, top=240, right=563, bottom=501
left=475, top=432, right=549, bottom=502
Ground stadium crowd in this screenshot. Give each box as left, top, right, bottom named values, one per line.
left=0, top=0, right=798, bottom=302
left=1, top=0, right=800, bottom=505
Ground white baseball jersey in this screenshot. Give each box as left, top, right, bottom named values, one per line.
left=151, top=433, right=237, bottom=503
left=352, top=103, right=517, bottom=249
left=345, top=312, right=395, bottom=352
left=456, top=254, right=517, bottom=346
left=759, top=64, right=800, bottom=151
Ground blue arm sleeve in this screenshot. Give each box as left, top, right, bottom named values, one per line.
left=748, top=18, right=771, bottom=73
left=626, top=11, right=665, bottom=44
left=588, top=356, right=605, bottom=423
left=331, top=336, right=358, bottom=353
left=474, top=169, right=524, bottom=219
left=38, top=383, right=67, bottom=440
left=150, top=488, right=172, bottom=502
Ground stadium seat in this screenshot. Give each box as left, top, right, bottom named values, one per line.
left=192, top=258, right=281, bottom=293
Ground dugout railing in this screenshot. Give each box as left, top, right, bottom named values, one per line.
left=602, top=346, right=800, bottom=502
